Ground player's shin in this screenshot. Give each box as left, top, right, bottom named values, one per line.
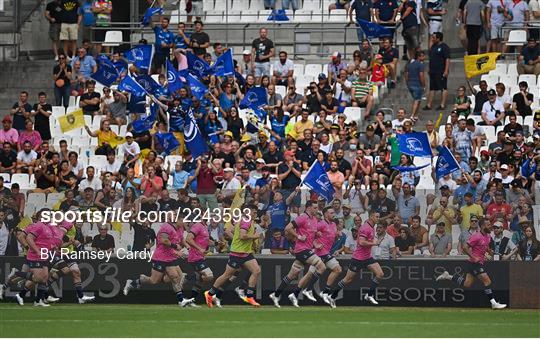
left=274, top=275, right=292, bottom=298
left=330, top=279, right=346, bottom=299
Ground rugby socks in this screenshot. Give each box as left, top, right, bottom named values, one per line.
left=239, top=279, right=249, bottom=292
left=306, top=272, right=320, bottom=291
left=207, top=286, right=224, bottom=299
left=322, top=285, right=332, bottom=294
left=451, top=274, right=465, bottom=287
left=186, top=273, right=197, bottom=282
left=246, top=287, right=255, bottom=298
left=331, top=280, right=346, bottom=299
left=191, top=284, right=201, bottom=299
left=176, top=291, right=184, bottom=302
left=274, top=276, right=292, bottom=298
left=368, top=278, right=380, bottom=297
left=484, top=286, right=495, bottom=303
left=18, top=288, right=28, bottom=298
left=215, top=287, right=224, bottom=299
left=74, top=282, right=84, bottom=299
left=35, top=284, right=47, bottom=303
left=293, top=287, right=301, bottom=297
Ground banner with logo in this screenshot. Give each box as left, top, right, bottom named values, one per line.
left=59, top=109, right=85, bottom=133
left=464, top=53, right=500, bottom=79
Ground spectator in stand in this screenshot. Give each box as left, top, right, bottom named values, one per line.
left=512, top=81, right=534, bottom=117
left=495, top=83, right=512, bottom=113
left=405, top=50, right=425, bottom=121
left=71, top=47, right=97, bottom=79
left=452, top=86, right=472, bottom=118
left=173, top=22, right=191, bottom=51
left=79, top=80, right=101, bottom=116
left=480, top=89, right=506, bottom=127
left=486, top=0, right=512, bottom=53
left=348, top=0, right=373, bottom=48
left=92, top=0, right=113, bottom=55
left=0, top=142, right=17, bottom=174
left=463, top=0, right=485, bottom=55
left=282, top=0, right=300, bottom=11
left=378, top=38, right=399, bottom=87
left=468, top=80, right=489, bottom=116
left=91, top=225, right=115, bottom=253
left=151, top=17, right=175, bottom=73
left=429, top=221, right=452, bottom=257
left=399, top=0, right=419, bottom=60
left=426, top=0, right=447, bottom=45
left=395, top=226, right=415, bottom=255
left=17, top=120, right=42, bottom=152
left=410, top=215, right=429, bottom=255
left=53, top=53, right=72, bottom=108
left=486, top=191, right=512, bottom=229
left=424, top=32, right=450, bottom=111
left=60, top=0, right=82, bottom=58
left=31, top=92, right=52, bottom=142
left=16, top=141, right=38, bottom=175
left=373, top=0, right=399, bottom=37
left=272, top=51, right=294, bottom=87
left=45, top=0, right=63, bottom=61
left=251, top=28, right=275, bottom=84
left=268, top=229, right=290, bottom=254
left=327, top=52, right=347, bottom=84
left=370, top=54, right=388, bottom=87
left=503, top=114, right=524, bottom=139
left=334, top=69, right=352, bottom=107
left=490, top=221, right=517, bottom=260
left=0, top=116, right=18, bottom=148
left=351, top=68, right=374, bottom=120
left=453, top=117, right=472, bottom=161
left=79, top=0, right=95, bottom=44
left=10, top=91, right=32, bottom=132
left=517, top=225, right=540, bottom=261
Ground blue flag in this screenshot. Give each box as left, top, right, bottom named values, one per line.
left=142, top=6, right=164, bottom=26
left=246, top=120, right=259, bottom=133
left=250, top=104, right=267, bottom=122
left=91, top=57, right=119, bottom=87
left=124, top=45, right=154, bottom=72
left=240, top=87, right=268, bottom=109
left=132, top=102, right=157, bottom=133
left=166, top=59, right=185, bottom=93
left=267, top=9, right=290, bottom=21
left=397, top=132, right=433, bottom=158
left=155, top=133, right=180, bottom=155
left=135, top=74, right=161, bottom=96
left=211, top=49, right=234, bottom=76
left=186, top=73, right=207, bottom=100
left=357, top=19, right=393, bottom=40
left=435, top=146, right=460, bottom=179
left=302, top=161, right=335, bottom=202
left=118, top=75, right=147, bottom=97
left=184, top=108, right=208, bottom=159
left=186, top=52, right=211, bottom=78
left=391, top=164, right=431, bottom=172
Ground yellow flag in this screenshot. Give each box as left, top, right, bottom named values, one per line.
left=58, top=109, right=85, bottom=133
left=464, top=53, right=500, bottom=79
left=16, top=216, right=33, bottom=230
left=224, top=186, right=245, bottom=232
left=52, top=198, right=63, bottom=211
left=109, top=136, right=126, bottom=148
left=434, top=112, right=444, bottom=129
left=111, top=221, right=123, bottom=235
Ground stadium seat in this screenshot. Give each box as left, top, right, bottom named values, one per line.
left=68, top=96, right=79, bottom=107
left=518, top=74, right=537, bottom=87
left=51, top=106, right=65, bottom=118
left=119, top=125, right=128, bottom=136
left=293, top=63, right=304, bottom=76
left=343, top=107, right=362, bottom=123
left=506, top=30, right=527, bottom=47
left=66, top=106, right=79, bottom=114
left=202, top=0, right=214, bottom=11
left=481, top=74, right=499, bottom=88
left=490, top=63, right=507, bottom=76
left=304, top=64, right=323, bottom=76
left=46, top=192, right=65, bottom=207
left=293, top=10, right=312, bottom=22
left=524, top=115, right=533, bottom=127
left=27, top=192, right=46, bottom=207
left=0, top=173, right=10, bottom=183
left=483, top=126, right=496, bottom=143
left=89, top=155, right=108, bottom=169
left=506, top=63, right=518, bottom=77
left=240, top=10, right=259, bottom=23
left=303, top=0, right=321, bottom=11
left=102, top=31, right=123, bottom=47
left=327, top=9, right=347, bottom=22
left=11, top=173, right=30, bottom=188
left=275, top=85, right=286, bottom=98
left=214, top=0, right=231, bottom=11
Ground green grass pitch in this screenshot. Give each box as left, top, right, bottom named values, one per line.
left=0, top=304, right=539, bottom=337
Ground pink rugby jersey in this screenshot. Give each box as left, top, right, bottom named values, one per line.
left=352, top=222, right=375, bottom=261
left=291, top=213, right=318, bottom=254
left=188, top=222, right=209, bottom=263
left=467, top=231, right=491, bottom=264
left=25, top=222, right=55, bottom=261
left=152, top=223, right=184, bottom=262
left=314, top=219, right=337, bottom=256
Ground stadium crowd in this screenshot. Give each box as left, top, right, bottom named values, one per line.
left=0, top=0, right=538, bottom=264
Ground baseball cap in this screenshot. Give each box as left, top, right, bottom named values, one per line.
left=366, top=125, right=374, bottom=131
left=331, top=51, right=342, bottom=59
left=242, top=50, right=251, bottom=55
left=374, top=53, right=383, bottom=59
left=256, top=158, right=266, bottom=164
left=125, top=132, right=133, bottom=138
left=493, top=221, right=504, bottom=228
left=2, top=116, right=12, bottom=123
left=440, top=185, right=449, bottom=190
left=318, top=73, right=327, bottom=79
left=384, top=120, right=392, bottom=127
left=511, top=179, right=521, bottom=187
left=224, top=131, right=234, bottom=138
left=470, top=214, right=479, bottom=221
left=331, top=124, right=340, bottom=130
left=500, top=164, right=509, bottom=170
left=284, top=150, right=295, bottom=157
left=480, top=150, right=490, bottom=157
left=488, top=89, right=496, bottom=95
left=342, top=204, right=351, bottom=209
left=223, top=167, right=234, bottom=173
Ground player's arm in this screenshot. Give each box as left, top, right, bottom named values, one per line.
left=239, top=227, right=260, bottom=240
left=285, top=221, right=305, bottom=242
left=159, top=232, right=177, bottom=249
left=25, top=233, right=41, bottom=256
left=357, top=235, right=377, bottom=247
left=16, top=229, right=29, bottom=249
left=185, top=232, right=204, bottom=254
left=462, top=241, right=476, bottom=261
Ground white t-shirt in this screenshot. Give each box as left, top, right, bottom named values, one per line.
left=372, top=233, right=396, bottom=259
left=481, top=99, right=505, bottom=121
left=121, top=141, right=141, bottom=157
left=101, top=160, right=122, bottom=175
left=345, top=233, right=357, bottom=251
left=392, top=118, right=405, bottom=130
left=497, top=94, right=512, bottom=107
left=438, top=177, right=457, bottom=191
left=273, top=59, right=294, bottom=78
left=70, top=160, right=85, bottom=176
left=79, top=177, right=103, bottom=192
left=530, top=0, right=540, bottom=26
left=487, top=0, right=511, bottom=26
left=16, top=150, right=37, bottom=163
left=335, top=80, right=352, bottom=103
left=482, top=171, right=502, bottom=182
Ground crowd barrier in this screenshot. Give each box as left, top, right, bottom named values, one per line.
left=3, top=256, right=538, bottom=308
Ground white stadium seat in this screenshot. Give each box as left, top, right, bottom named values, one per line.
left=304, top=64, right=323, bottom=76
left=293, top=63, right=304, bottom=76
left=518, top=74, right=537, bottom=87
left=11, top=173, right=30, bottom=189
left=506, top=30, right=527, bottom=47
left=102, top=31, right=123, bottom=47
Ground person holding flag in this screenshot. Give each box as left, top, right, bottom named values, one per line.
left=151, top=17, right=175, bottom=74
left=348, top=1, right=374, bottom=47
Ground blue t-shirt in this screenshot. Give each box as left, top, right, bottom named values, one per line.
left=79, top=1, right=96, bottom=26
left=71, top=55, right=97, bottom=78
left=173, top=32, right=191, bottom=49
left=267, top=201, right=287, bottom=231
left=205, top=121, right=221, bottom=144
left=153, top=26, right=175, bottom=55
left=271, top=115, right=289, bottom=139
left=405, top=59, right=424, bottom=88
left=374, top=0, right=399, bottom=21
left=168, top=106, right=185, bottom=132
left=171, top=170, right=189, bottom=189
left=124, top=178, right=142, bottom=196
left=218, top=93, right=236, bottom=115
left=351, top=0, right=373, bottom=22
